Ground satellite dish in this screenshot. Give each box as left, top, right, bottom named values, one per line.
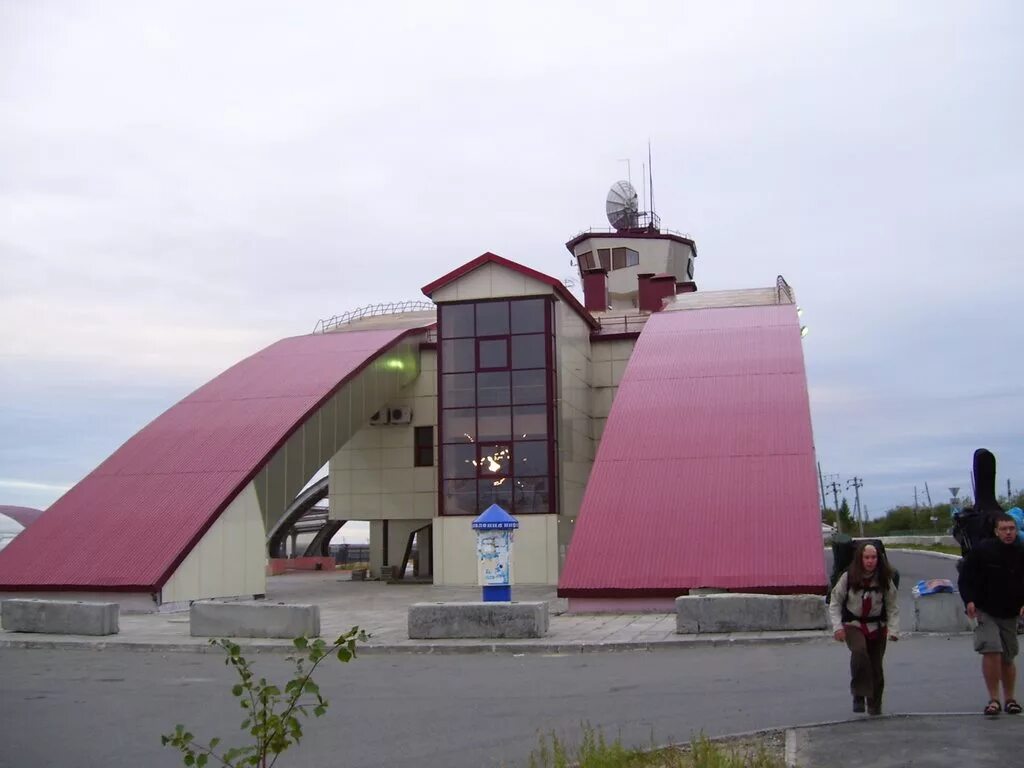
left=605, top=180, right=639, bottom=230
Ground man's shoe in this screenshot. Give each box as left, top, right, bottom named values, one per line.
left=867, top=698, right=882, bottom=716
left=852, top=696, right=865, bottom=713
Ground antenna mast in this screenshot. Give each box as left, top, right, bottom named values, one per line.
left=642, top=163, right=647, bottom=218
left=648, top=140, right=655, bottom=218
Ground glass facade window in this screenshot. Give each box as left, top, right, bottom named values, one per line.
left=578, top=251, right=595, bottom=271
left=611, top=247, right=640, bottom=269
left=437, top=297, right=556, bottom=516
left=597, top=249, right=611, bottom=271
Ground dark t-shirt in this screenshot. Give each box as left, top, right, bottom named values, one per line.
left=958, top=538, right=1024, bottom=619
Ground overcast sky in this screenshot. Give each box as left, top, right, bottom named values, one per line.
left=1, top=1, right=1022, bottom=534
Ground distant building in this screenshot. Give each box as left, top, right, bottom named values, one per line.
left=0, top=185, right=825, bottom=611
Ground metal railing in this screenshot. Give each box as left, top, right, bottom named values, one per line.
left=594, top=313, right=649, bottom=335
left=313, top=300, right=436, bottom=334
left=775, top=275, right=794, bottom=304
left=569, top=224, right=693, bottom=241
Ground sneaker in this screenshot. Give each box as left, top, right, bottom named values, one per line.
left=852, top=696, right=865, bottom=713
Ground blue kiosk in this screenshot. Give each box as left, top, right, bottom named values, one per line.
left=472, top=504, right=519, bottom=602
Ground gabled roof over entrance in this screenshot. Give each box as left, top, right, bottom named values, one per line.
left=0, top=326, right=429, bottom=592
left=422, top=251, right=598, bottom=329
left=559, top=303, right=826, bottom=597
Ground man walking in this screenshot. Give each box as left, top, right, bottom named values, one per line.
left=958, top=512, right=1024, bottom=716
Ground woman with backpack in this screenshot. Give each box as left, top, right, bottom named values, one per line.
left=829, top=542, right=900, bottom=715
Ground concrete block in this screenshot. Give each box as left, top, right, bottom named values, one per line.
left=190, top=601, right=320, bottom=639
left=408, top=601, right=549, bottom=639
left=676, top=594, right=827, bottom=634
left=1, top=599, right=119, bottom=636
left=913, top=592, right=971, bottom=632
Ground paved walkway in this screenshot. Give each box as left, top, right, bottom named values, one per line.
left=786, top=713, right=1023, bottom=767
left=4, top=565, right=1011, bottom=766
left=0, top=570, right=834, bottom=653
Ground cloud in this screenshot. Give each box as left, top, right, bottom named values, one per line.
left=1, top=1, right=1022, bottom=518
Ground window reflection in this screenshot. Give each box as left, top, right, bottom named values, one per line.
left=442, top=373, right=475, bottom=408
left=511, top=334, right=546, bottom=369
left=510, top=299, right=545, bottom=334
left=476, top=301, right=509, bottom=336
left=477, top=407, right=511, bottom=441
left=512, top=370, right=546, bottom=405
left=441, top=304, right=474, bottom=339
left=442, top=339, right=475, bottom=372
left=477, top=371, right=510, bottom=407
left=442, top=409, right=476, bottom=444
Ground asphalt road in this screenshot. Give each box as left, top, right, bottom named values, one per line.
left=0, top=551, right=970, bottom=768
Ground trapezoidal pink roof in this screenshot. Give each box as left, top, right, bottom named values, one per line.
left=0, top=326, right=426, bottom=592
left=559, top=303, right=826, bottom=597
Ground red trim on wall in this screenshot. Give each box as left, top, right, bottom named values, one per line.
left=582, top=269, right=609, bottom=312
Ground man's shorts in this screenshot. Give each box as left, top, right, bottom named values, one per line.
left=974, top=610, right=1020, bottom=659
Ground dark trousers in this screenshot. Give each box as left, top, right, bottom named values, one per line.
left=845, top=628, right=887, bottom=701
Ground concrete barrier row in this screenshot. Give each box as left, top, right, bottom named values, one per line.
left=408, top=601, right=549, bottom=639
left=1, top=599, right=119, bottom=636
left=675, top=594, right=827, bottom=634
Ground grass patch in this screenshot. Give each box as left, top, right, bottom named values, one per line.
left=887, top=543, right=961, bottom=556
left=526, top=726, right=784, bottom=768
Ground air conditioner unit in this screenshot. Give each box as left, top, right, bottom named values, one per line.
left=369, top=409, right=389, bottom=426
left=389, top=406, right=413, bottom=424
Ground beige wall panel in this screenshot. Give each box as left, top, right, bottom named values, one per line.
left=380, top=447, right=408, bottom=469
left=352, top=494, right=383, bottom=517
left=302, top=419, right=320, bottom=480
left=454, top=263, right=493, bottom=299
left=591, top=342, right=612, bottom=363
left=380, top=493, right=416, bottom=519
left=591, top=359, right=613, bottom=388
left=610, top=339, right=636, bottom=361
left=432, top=516, right=478, bottom=585
left=381, top=467, right=415, bottom=493
left=611, top=358, right=630, bottom=383
left=414, top=467, right=436, bottom=493
left=432, top=515, right=558, bottom=586
left=510, top=515, right=559, bottom=585
left=319, top=397, right=337, bottom=465
left=413, top=492, right=436, bottom=517
left=161, top=482, right=265, bottom=604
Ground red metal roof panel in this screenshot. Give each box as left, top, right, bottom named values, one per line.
left=0, top=326, right=427, bottom=592
left=559, top=304, right=826, bottom=597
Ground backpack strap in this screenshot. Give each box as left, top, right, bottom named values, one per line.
left=840, top=584, right=888, bottom=624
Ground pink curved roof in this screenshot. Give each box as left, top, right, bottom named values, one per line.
left=0, top=327, right=425, bottom=592
left=0, top=506, right=44, bottom=528
left=559, top=304, right=826, bottom=597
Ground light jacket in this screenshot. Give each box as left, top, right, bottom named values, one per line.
left=829, top=571, right=900, bottom=636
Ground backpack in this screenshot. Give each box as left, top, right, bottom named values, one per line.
left=826, top=535, right=900, bottom=609
left=952, top=448, right=1004, bottom=559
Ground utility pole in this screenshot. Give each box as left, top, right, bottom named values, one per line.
left=818, top=462, right=827, bottom=512
left=826, top=477, right=843, bottom=534
left=848, top=477, right=864, bottom=537
left=924, top=482, right=933, bottom=508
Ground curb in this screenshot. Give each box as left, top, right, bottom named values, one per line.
left=783, top=711, right=990, bottom=767
left=887, top=548, right=962, bottom=561
left=0, top=629, right=973, bottom=656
